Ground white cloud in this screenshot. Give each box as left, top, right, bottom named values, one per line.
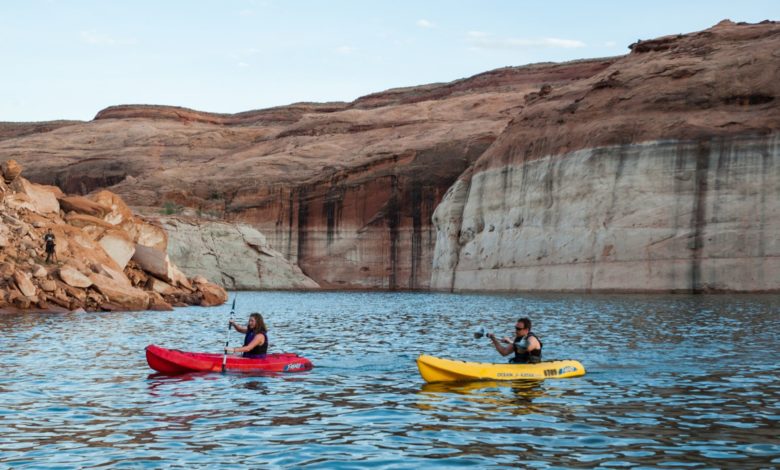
left=336, top=45, right=356, bottom=55
left=467, top=32, right=585, bottom=50
left=80, top=30, right=137, bottom=46
left=417, top=19, right=435, bottom=29
left=604, top=41, right=617, bottom=47
left=238, top=62, right=250, bottom=68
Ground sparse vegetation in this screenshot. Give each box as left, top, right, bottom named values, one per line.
left=161, top=201, right=182, bottom=215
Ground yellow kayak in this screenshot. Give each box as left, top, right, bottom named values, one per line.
left=416, top=354, right=586, bottom=383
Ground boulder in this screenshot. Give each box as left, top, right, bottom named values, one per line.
left=147, top=291, right=173, bottom=311
left=197, top=281, right=228, bottom=307
left=132, top=244, right=169, bottom=279
left=4, top=192, right=37, bottom=212
left=88, top=273, right=150, bottom=311
left=13, top=271, right=37, bottom=297
left=32, top=265, right=48, bottom=278
left=1, top=159, right=22, bottom=183
left=65, top=213, right=114, bottom=230
left=8, top=289, right=32, bottom=309
left=44, top=292, right=70, bottom=308
left=131, top=243, right=191, bottom=289
left=58, top=196, right=108, bottom=218
left=149, top=278, right=177, bottom=295
left=0, top=262, right=16, bottom=280
left=58, top=265, right=93, bottom=288
left=90, top=190, right=134, bottom=226
left=135, top=219, right=168, bottom=251
left=98, top=230, right=135, bottom=269
left=56, top=280, right=87, bottom=303
left=39, top=279, right=57, bottom=292
left=168, top=264, right=192, bottom=290
left=10, top=179, right=60, bottom=214
left=100, top=263, right=132, bottom=287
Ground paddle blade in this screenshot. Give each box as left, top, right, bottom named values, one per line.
left=474, top=327, right=486, bottom=339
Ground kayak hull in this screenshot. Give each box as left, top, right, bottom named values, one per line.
left=417, top=354, right=585, bottom=383
left=145, top=344, right=313, bottom=374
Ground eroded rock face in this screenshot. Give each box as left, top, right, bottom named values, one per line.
left=431, top=21, right=780, bottom=293
left=157, top=217, right=319, bottom=290
left=0, top=55, right=611, bottom=290
left=432, top=137, right=780, bottom=292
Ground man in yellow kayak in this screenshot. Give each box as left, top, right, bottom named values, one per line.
left=487, top=317, right=543, bottom=363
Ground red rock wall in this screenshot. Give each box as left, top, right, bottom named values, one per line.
left=230, top=139, right=493, bottom=289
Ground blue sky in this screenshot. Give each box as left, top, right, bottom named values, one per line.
left=1, top=0, right=777, bottom=122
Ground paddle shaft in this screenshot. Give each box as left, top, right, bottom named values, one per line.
left=475, top=326, right=512, bottom=343
left=221, top=296, right=237, bottom=373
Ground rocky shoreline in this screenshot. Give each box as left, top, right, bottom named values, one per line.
left=0, top=160, right=227, bottom=313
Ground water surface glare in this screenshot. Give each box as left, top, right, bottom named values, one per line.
left=1, top=292, right=779, bottom=468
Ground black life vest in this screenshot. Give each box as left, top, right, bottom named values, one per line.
left=243, top=330, right=268, bottom=358
left=44, top=234, right=55, bottom=249
left=512, top=332, right=542, bottom=364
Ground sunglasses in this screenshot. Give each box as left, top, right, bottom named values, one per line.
left=515, top=326, right=526, bottom=331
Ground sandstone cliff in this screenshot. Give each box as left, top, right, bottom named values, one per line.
left=0, top=58, right=611, bottom=290
left=156, top=217, right=319, bottom=290
left=431, top=20, right=780, bottom=292
left=1, top=20, right=778, bottom=293
left=0, top=160, right=227, bottom=312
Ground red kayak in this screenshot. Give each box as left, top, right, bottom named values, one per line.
left=145, top=344, right=314, bottom=374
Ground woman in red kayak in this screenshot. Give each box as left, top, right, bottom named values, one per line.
left=225, top=312, right=268, bottom=358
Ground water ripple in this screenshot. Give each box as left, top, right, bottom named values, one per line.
left=1, top=292, right=779, bottom=468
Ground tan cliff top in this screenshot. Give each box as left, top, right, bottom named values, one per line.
left=0, top=20, right=776, bottom=217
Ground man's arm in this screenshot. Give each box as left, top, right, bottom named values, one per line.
left=487, top=333, right=514, bottom=356
left=526, top=335, right=540, bottom=352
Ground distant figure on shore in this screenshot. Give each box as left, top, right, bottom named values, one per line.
left=487, top=317, right=542, bottom=363
left=225, top=312, right=268, bottom=358
left=43, top=228, right=57, bottom=264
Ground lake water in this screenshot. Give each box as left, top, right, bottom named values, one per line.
left=1, top=291, right=779, bottom=468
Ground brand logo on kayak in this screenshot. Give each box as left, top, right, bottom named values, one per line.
left=284, top=363, right=306, bottom=371
left=559, top=366, right=577, bottom=374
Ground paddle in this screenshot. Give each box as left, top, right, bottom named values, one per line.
left=221, top=295, right=237, bottom=373
left=475, top=327, right=511, bottom=344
